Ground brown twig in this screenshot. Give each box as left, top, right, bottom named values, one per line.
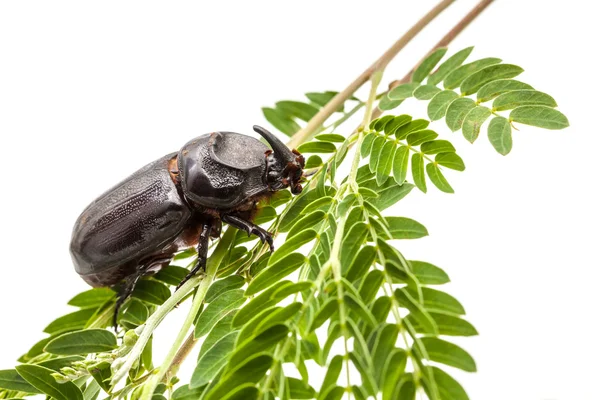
left=370, top=0, right=496, bottom=122
left=286, top=0, right=456, bottom=148
left=389, top=0, right=496, bottom=90
left=164, top=332, right=197, bottom=381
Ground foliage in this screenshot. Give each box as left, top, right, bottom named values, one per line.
left=0, top=44, right=568, bottom=400
left=381, top=46, right=568, bottom=155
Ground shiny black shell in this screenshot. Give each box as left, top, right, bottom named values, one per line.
left=70, top=153, right=192, bottom=287
left=70, top=131, right=272, bottom=288
left=178, top=132, right=269, bottom=209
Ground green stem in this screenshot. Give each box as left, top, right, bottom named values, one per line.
left=349, top=71, right=382, bottom=188
left=139, top=228, right=236, bottom=400
left=110, top=272, right=204, bottom=387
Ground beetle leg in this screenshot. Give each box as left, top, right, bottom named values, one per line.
left=221, top=214, right=274, bottom=252
left=175, top=222, right=211, bottom=291
left=113, top=273, right=142, bottom=332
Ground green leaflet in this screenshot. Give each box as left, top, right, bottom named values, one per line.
left=369, top=136, right=386, bottom=172
left=443, top=57, right=502, bottom=89
left=411, top=153, right=426, bottom=193
left=190, top=331, right=238, bottom=388
left=378, top=95, right=403, bottom=111
left=462, top=106, right=491, bottom=143
left=205, top=354, right=273, bottom=400
left=132, top=280, right=171, bottom=305
left=119, top=298, right=148, bottom=326
left=477, top=79, right=534, bottom=102
left=304, top=154, right=323, bottom=169
left=428, top=46, right=474, bottom=86
left=205, top=276, right=245, bottom=303
left=315, top=133, right=346, bottom=143
left=268, top=229, right=317, bottom=265
left=262, top=107, right=300, bottom=136
left=67, top=288, right=114, bottom=309
left=407, top=129, right=438, bottom=146
left=407, top=287, right=465, bottom=315
left=445, top=98, right=476, bottom=132
left=460, top=63, right=524, bottom=95
left=345, top=245, right=377, bottom=282
left=392, top=145, right=410, bottom=185
left=44, top=329, right=117, bottom=355
left=487, top=116, right=513, bottom=155
left=510, top=105, right=569, bottom=129
left=305, top=91, right=339, bottom=109
left=413, top=84, right=441, bottom=100
left=320, top=355, right=343, bottom=396
left=288, top=210, right=326, bottom=238
left=371, top=324, right=400, bottom=385
left=382, top=350, right=408, bottom=400
left=254, top=206, right=277, bottom=224
left=384, top=114, right=412, bottom=136
left=153, top=265, right=189, bottom=286
left=15, top=364, right=83, bottom=400
left=372, top=115, right=395, bottom=131
left=435, top=152, right=465, bottom=171
left=426, top=163, right=454, bottom=193
left=427, top=90, right=459, bottom=121
left=287, top=377, right=316, bottom=399
left=388, top=82, right=420, bottom=100
left=493, top=89, right=557, bottom=111
left=245, top=253, right=306, bottom=296
left=395, top=288, right=437, bottom=335
left=0, top=369, right=41, bottom=393
left=360, top=133, right=376, bottom=158
left=395, top=119, right=429, bottom=140
left=198, top=311, right=237, bottom=359
left=421, top=140, right=456, bottom=155
left=382, top=216, right=428, bottom=239
left=417, top=337, right=476, bottom=372
left=297, top=141, right=337, bottom=154
left=43, top=308, right=96, bottom=335
left=341, top=222, right=369, bottom=272
left=412, top=47, right=448, bottom=83
left=410, top=260, right=450, bottom=285
left=424, top=367, right=470, bottom=400
left=275, top=100, right=319, bottom=122
left=301, top=196, right=334, bottom=214
left=195, top=290, right=245, bottom=338
left=409, top=312, right=478, bottom=336
left=227, top=325, right=288, bottom=368
left=376, top=140, right=397, bottom=185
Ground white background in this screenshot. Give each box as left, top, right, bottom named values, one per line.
left=0, top=1, right=598, bottom=399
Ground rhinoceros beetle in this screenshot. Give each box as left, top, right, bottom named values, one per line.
left=70, top=125, right=305, bottom=326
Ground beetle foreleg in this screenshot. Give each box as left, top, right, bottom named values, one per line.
left=175, top=222, right=211, bottom=291
left=222, top=214, right=274, bottom=252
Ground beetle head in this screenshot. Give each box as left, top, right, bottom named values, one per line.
left=253, top=125, right=305, bottom=195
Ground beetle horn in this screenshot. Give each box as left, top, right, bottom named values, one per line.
left=253, top=125, right=296, bottom=162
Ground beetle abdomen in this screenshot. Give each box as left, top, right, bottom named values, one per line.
left=70, top=153, right=192, bottom=284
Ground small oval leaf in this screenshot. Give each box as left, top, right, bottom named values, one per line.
left=427, top=90, right=459, bottom=121
left=460, top=63, right=524, bottom=95
left=487, top=116, right=512, bottom=155
left=462, top=106, right=492, bottom=143
left=510, top=105, right=569, bottom=129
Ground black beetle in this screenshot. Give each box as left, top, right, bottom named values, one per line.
left=70, top=125, right=305, bottom=326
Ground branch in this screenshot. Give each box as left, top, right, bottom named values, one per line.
left=286, top=0, right=456, bottom=148
left=388, top=0, right=496, bottom=90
